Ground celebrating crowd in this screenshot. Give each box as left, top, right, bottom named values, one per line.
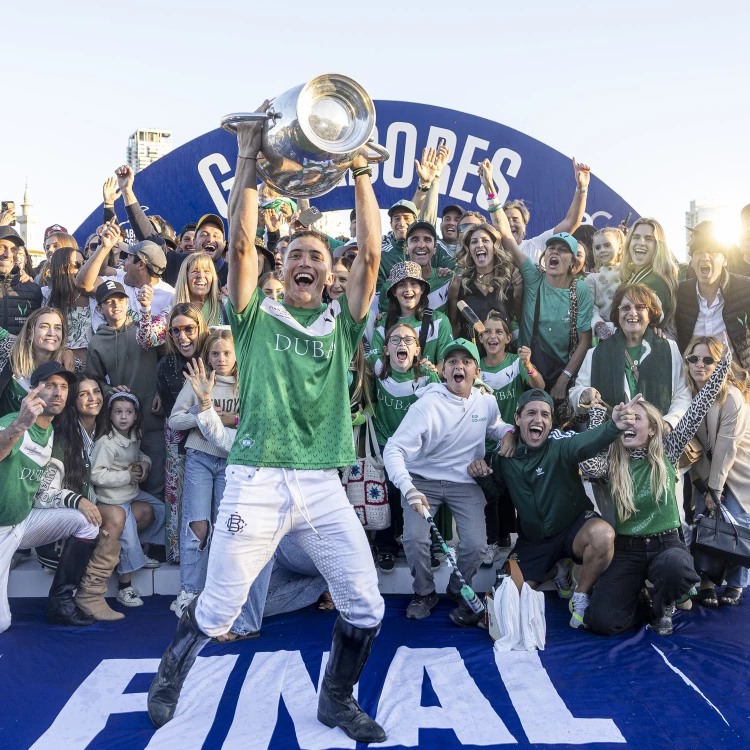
left=1, top=120, right=749, bottom=743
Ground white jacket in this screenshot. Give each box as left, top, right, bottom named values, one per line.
left=383, top=383, right=512, bottom=495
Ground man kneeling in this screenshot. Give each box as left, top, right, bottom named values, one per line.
left=469, top=389, right=635, bottom=628
left=384, top=339, right=515, bottom=627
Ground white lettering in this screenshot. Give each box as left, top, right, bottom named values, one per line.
left=424, top=126, right=458, bottom=195
left=294, top=339, right=310, bottom=356
left=449, top=136, right=490, bottom=202
left=198, top=153, right=234, bottom=219
left=312, top=340, right=324, bottom=358
left=586, top=210, right=614, bottom=227
left=383, top=122, right=418, bottom=189
left=494, top=650, right=625, bottom=744
left=274, top=334, right=292, bottom=352
left=224, top=650, right=355, bottom=750
left=477, top=148, right=523, bottom=208
left=376, top=647, right=516, bottom=747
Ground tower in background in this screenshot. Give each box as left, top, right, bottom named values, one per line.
left=126, top=129, right=173, bottom=173
left=16, top=182, right=36, bottom=250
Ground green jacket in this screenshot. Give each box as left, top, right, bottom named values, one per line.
left=377, top=235, right=455, bottom=292
left=476, top=420, right=623, bottom=541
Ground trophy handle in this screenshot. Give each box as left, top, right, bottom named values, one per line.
left=361, top=139, right=390, bottom=164
left=221, top=109, right=281, bottom=134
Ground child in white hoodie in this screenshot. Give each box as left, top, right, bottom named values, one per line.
left=91, top=392, right=166, bottom=607
left=383, top=338, right=515, bottom=627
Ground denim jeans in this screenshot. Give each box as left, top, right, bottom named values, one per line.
left=692, top=487, right=750, bottom=589
left=113, top=490, right=166, bottom=575
left=180, top=449, right=227, bottom=594
left=230, top=535, right=328, bottom=635
left=586, top=529, right=699, bottom=635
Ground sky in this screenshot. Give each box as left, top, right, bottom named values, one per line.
left=2, top=0, right=749, bottom=259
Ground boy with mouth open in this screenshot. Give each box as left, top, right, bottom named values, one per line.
left=383, top=338, right=516, bottom=627
left=468, top=389, right=637, bottom=628
left=148, top=104, right=388, bottom=744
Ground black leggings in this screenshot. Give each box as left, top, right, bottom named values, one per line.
left=586, top=530, right=699, bottom=635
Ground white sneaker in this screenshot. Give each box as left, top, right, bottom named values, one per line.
left=172, top=590, right=197, bottom=618
left=481, top=543, right=503, bottom=567
left=117, top=586, right=144, bottom=607
left=142, top=556, right=161, bottom=569
left=569, top=592, right=590, bottom=629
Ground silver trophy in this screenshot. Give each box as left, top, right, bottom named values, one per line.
left=221, top=74, right=389, bottom=198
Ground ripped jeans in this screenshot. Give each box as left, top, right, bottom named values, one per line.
left=180, top=448, right=227, bottom=594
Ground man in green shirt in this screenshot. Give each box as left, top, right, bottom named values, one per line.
left=149, top=110, right=387, bottom=744
left=0, top=362, right=100, bottom=633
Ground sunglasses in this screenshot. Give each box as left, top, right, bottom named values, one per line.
left=69, top=261, right=82, bottom=270
left=618, top=304, right=648, bottom=313
left=388, top=335, right=417, bottom=346
left=169, top=324, right=198, bottom=338
left=685, top=355, right=716, bottom=366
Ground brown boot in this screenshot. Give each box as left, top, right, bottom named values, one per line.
left=75, top=530, right=126, bottom=621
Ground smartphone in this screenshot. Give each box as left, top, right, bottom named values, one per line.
left=298, top=206, right=322, bottom=227
left=1, top=201, right=15, bottom=226
left=622, top=212, right=632, bottom=229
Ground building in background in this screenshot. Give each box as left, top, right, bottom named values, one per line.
left=685, top=199, right=734, bottom=248
left=16, top=182, right=36, bottom=250
left=126, top=129, right=173, bottom=173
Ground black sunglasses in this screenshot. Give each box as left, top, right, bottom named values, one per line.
left=685, top=354, right=716, bottom=366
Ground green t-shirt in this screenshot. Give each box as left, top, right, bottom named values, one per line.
left=371, top=360, right=440, bottom=445
left=0, top=377, right=29, bottom=419
left=625, top=345, right=643, bottom=399
left=480, top=353, right=530, bottom=425
left=369, top=310, right=453, bottom=365
left=615, top=458, right=680, bottom=536
left=227, top=287, right=365, bottom=469
left=377, top=236, right=454, bottom=292
left=518, top=257, right=593, bottom=363
left=0, top=413, right=54, bottom=526
left=378, top=267, right=451, bottom=314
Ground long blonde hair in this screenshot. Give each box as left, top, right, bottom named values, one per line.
left=684, top=335, right=750, bottom=405
left=608, top=400, right=667, bottom=522
left=457, top=223, right=513, bottom=296
left=619, top=218, right=678, bottom=314
left=10, top=307, right=68, bottom=378
left=173, top=253, right=222, bottom=326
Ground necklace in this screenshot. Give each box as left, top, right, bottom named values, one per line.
left=475, top=271, right=492, bottom=291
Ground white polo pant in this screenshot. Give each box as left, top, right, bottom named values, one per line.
left=0, top=508, right=99, bottom=633
left=195, top=466, right=384, bottom=636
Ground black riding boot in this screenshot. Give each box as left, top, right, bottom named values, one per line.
left=46, top=536, right=97, bottom=626
left=148, top=597, right=210, bottom=728
left=317, top=617, right=386, bottom=743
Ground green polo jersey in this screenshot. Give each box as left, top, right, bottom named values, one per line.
left=0, top=414, right=54, bottom=527
left=227, top=288, right=365, bottom=469
left=0, top=377, right=29, bottom=419
left=371, top=360, right=440, bottom=446
left=480, top=354, right=530, bottom=424
left=369, top=310, right=453, bottom=365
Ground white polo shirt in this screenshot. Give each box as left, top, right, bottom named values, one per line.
left=694, top=284, right=726, bottom=339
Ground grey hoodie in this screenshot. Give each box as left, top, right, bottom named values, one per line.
left=86, top=321, right=164, bottom=433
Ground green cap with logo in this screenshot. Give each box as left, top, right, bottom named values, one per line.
left=442, top=338, right=481, bottom=364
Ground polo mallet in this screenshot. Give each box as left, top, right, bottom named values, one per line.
left=424, top=512, right=485, bottom=615
left=456, top=301, right=485, bottom=345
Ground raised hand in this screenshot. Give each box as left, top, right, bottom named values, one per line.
left=237, top=100, right=270, bottom=158
left=477, top=158, right=494, bottom=194
left=115, top=165, right=134, bottom=193
left=0, top=208, right=16, bottom=226
left=517, top=346, right=532, bottom=366
left=264, top=208, right=281, bottom=233
left=184, top=357, right=216, bottom=403
left=612, top=393, right=641, bottom=431
left=573, top=157, right=591, bottom=190
left=435, top=140, right=450, bottom=171
left=137, top=283, right=153, bottom=309
left=103, top=176, right=121, bottom=206
left=99, top=218, right=120, bottom=252
left=414, top=141, right=444, bottom=186
left=579, top=387, right=602, bottom=407
left=16, top=385, right=46, bottom=430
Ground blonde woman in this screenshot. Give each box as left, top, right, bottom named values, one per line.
left=173, top=252, right=227, bottom=326
left=447, top=222, right=516, bottom=340
left=580, top=337, right=730, bottom=636
left=619, top=218, right=678, bottom=331
left=684, top=335, right=750, bottom=607
left=0, top=307, right=80, bottom=417
left=586, top=227, right=625, bottom=339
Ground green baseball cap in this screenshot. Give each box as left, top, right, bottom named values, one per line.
left=515, top=388, right=554, bottom=414
left=388, top=199, right=418, bottom=218
left=442, top=338, right=481, bottom=364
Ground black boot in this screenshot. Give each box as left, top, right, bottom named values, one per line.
left=148, top=597, right=210, bottom=728
left=46, top=536, right=97, bottom=626
left=317, top=617, right=386, bottom=743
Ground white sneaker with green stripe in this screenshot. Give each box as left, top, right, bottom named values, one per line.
left=569, top=592, right=590, bottom=629
left=553, top=559, right=577, bottom=599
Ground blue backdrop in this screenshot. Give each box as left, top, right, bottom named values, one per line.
left=73, top=101, right=638, bottom=244
left=1, top=595, right=747, bottom=749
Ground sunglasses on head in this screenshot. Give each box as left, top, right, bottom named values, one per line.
left=169, top=324, right=198, bottom=338
left=686, top=354, right=716, bottom=366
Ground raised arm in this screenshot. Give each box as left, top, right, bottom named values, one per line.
left=76, top=218, right=118, bottom=293
left=344, top=155, right=381, bottom=322
left=578, top=405, right=611, bottom=479
left=227, top=106, right=267, bottom=313
left=552, top=158, right=590, bottom=234
left=0, top=386, right=45, bottom=462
